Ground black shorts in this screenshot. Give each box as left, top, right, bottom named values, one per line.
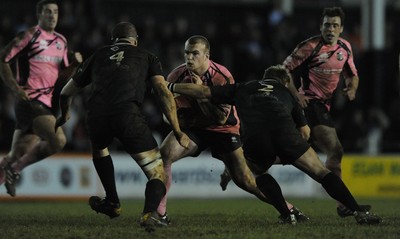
left=184, top=129, right=242, bottom=160
left=86, top=106, right=158, bottom=155
left=304, top=100, right=335, bottom=127
left=243, top=126, right=310, bottom=172
left=15, top=99, right=54, bottom=133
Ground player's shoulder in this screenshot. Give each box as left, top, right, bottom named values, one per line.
left=337, top=37, right=352, bottom=49
left=210, top=60, right=232, bottom=75
left=167, top=64, right=187, bottom=81
left=298, top=36, right=321, bottom=50
left=15, top=26, right=39, bottom=41
left=54, top=31, right=68, bottom=43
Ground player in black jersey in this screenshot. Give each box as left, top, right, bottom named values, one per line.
left=56, top=22, right=190, bottom=230
left=168, top=64, right=381, bottom=225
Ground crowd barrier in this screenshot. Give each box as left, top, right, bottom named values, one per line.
left=0, top=153, right=399, bottom=200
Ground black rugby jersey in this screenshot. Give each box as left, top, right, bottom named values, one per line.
left=210, top=79, right=307, bottom=138
left=73, top=40, right=163, bottom=116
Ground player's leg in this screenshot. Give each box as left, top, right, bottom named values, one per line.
left=133, top=147, right=170, bottom=228
left=293, top=147, right=381, bottom=224
left=5, top=114, right=66, bottom=196
left=86, top=114, right=122, bottom=218
left=157, top=131, right=198, bottom=218
left=88, top=147, right=122, bottom=219
left=11, top=115, right=66, bottom=172
left=311, top=124, right=358, bottom=213
left=223, top=147, right=308, bottom=222
left=255, top=173, right=297, bottom=225
left=0, top=130, right=39, bottom=185
left=219, top=166, right=231, bottom=191
left=312, top=125, right=343, bottom=178
left=222, top=147, right=273, bottom=202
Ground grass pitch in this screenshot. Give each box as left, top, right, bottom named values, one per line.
left=0, top=197, right=398, bottom=239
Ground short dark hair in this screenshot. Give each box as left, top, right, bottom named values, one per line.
left=321, top=7, right=345, bottom=26
left=262, top=65, right=290, bottom=85
left=186, top=35, right=210, bottom=52
left=36, top=0, right=58, bottom=17
left=111, top=22, right=138, bottom=40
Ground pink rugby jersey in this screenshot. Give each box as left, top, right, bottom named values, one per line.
left=167, top=60, right=240, bottom=134
left=4, top=25, right=69, bottom=108
left=283, top=36, right=357, bottom=102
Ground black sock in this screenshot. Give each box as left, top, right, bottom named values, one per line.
left=321, top=172, right=360, bottom=211
left=256, top=174, right=290, bottom=217
left=143, top=179, right=166, bottom=214
left=93, top=155, right=119, bottom=204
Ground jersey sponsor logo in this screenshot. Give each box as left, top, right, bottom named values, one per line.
left=39, top=39, right=49, bottom=50
left=33, top=54, right=63, bottom=63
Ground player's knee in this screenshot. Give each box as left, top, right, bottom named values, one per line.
left=160, top=147, right=174, bottom=165
left=53, top=133, right=67, bottom=152
left=334, top=145, right=344, bottom=158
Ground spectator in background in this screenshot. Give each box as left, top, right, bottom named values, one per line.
left=0, top=0, right=82, bottom=196
left=282, top=6, right=368, bottom=216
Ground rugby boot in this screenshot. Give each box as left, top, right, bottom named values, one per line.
left=354, top=211, right=382, bottom=225
left=89, top=196, right=121, bottom=219
left=4, top=163, right=20, bottom=197
left=337, top=204, right=371, bottom=218
left=278, top=214, right=297, bottom=225
left=290, top=206, right=310, bottom=222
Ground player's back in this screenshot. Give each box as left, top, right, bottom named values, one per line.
left=86, top=42, right=162, bottom=115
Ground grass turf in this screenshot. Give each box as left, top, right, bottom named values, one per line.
left=0, top=197, right=398, bottom=239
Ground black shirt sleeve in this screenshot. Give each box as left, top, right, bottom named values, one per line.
left=210, top=84, right=237, bottom=105
left=73, top=54, right=95, bottom=87
left=291, top=101, right=308, bottom=128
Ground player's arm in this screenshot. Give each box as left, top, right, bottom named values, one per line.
left=152, top=75, right=190, bottom=148
left=55, top=79, right=81, bottom=129
left=190, top=73, right=230, bottom=125
left=0, top=37, right=29, bottom=100
left=283, top=42, right=315, bottom=108
left=58, top=51, right=83, bottom=82
left=168, top=82, right=211, bottom=100
left=343, top=75, right=359, bottom=101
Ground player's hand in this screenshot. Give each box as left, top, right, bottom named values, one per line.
left=174, top=131, right=190, bottom=149
left=190, top=71, right=203, bottom=85
left=297, top=94, right=310, bottom=108
left=16, top=88, right=29, bottom=101
left=73, top=52, right=83, bottom=64
left=343, top=87, right=356, bottom=101
left=298, top=125, right=311, bottom=141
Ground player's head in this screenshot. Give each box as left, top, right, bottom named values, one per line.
left=111, top=22, right=138, bottom=45
left=321, top=7, right=345, bottom=26
left=184, top=35, right=210, bottom=74
left=320, top=7, right=345, bottom=45
left=262, top=65, right=291, bottom=87
left=36, top=0, right=59, bottom=32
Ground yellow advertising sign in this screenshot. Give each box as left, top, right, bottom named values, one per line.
left=342, top=156, right=400, bottom=198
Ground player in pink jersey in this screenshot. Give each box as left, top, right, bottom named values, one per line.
left=0, top=0, right=82, bottom=196
left=157, top=35, right=308, bottom=224
left=282, top=7, right=370, bottom=216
